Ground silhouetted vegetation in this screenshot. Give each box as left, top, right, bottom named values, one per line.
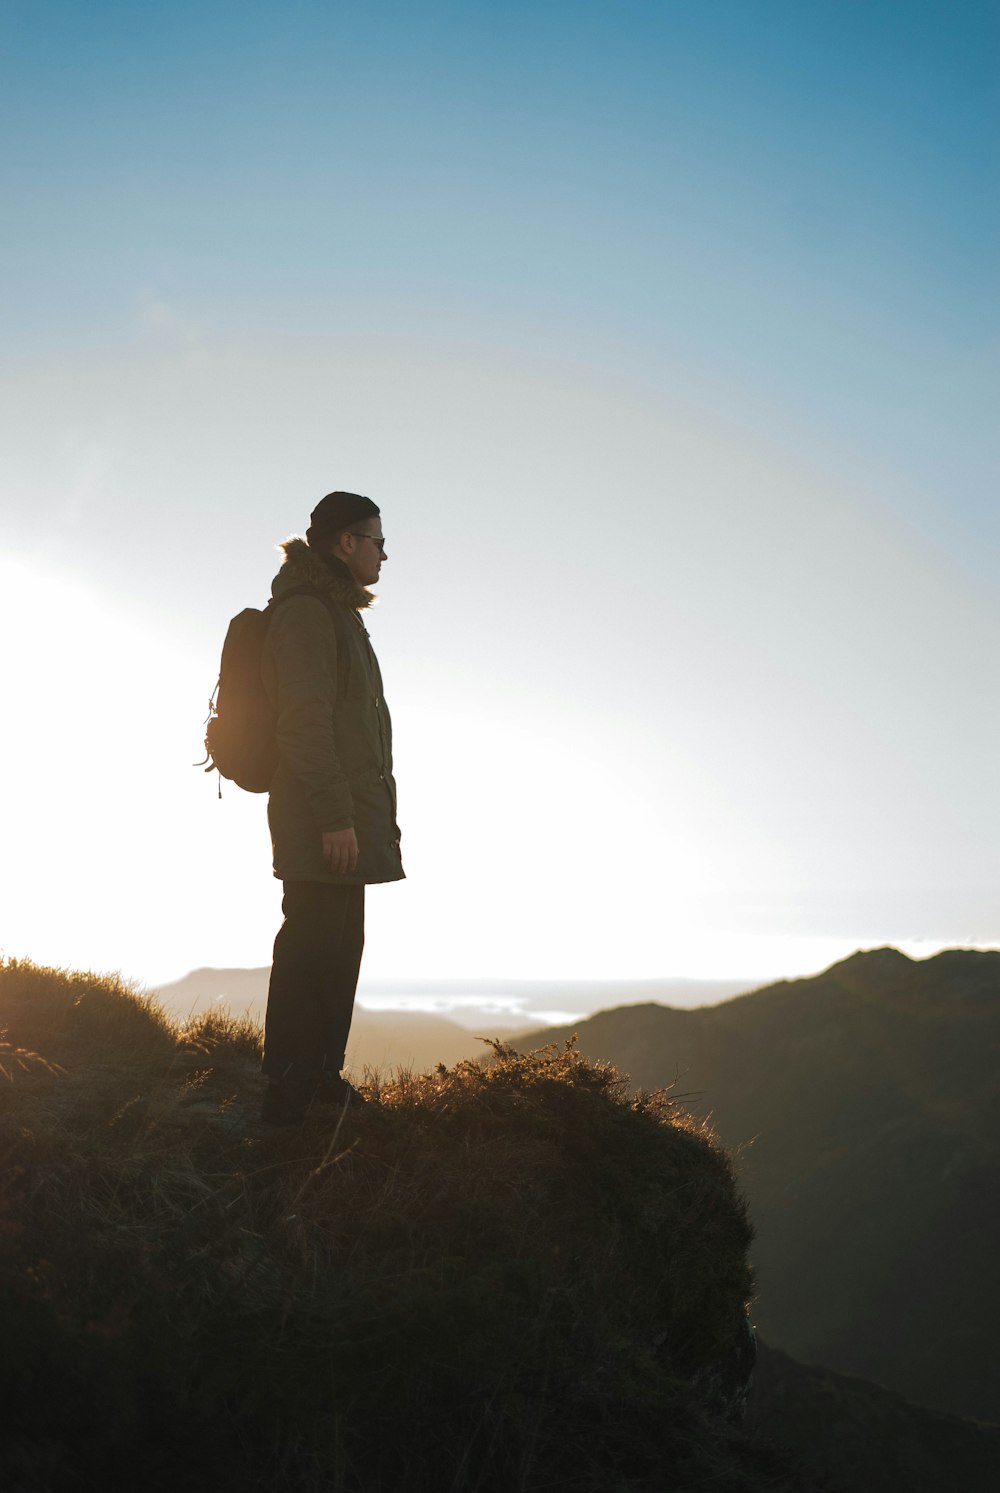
left=0, top=958, right=819, bottom=1493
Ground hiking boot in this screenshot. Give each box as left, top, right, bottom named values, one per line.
left=316, top=1071, right=368, bottom=1109
left=260, top=1080, right=311, bottom=1127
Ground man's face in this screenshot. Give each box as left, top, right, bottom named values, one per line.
left=342, top=523, right=387, bottom=586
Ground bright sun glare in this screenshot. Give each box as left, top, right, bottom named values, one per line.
left=0, top=557, right=977, bottom=991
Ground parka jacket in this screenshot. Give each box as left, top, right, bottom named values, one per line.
left=260, top=538, right=404, bottom=886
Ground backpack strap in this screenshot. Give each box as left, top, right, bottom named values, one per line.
left=265, top=585, right=352, bottom=699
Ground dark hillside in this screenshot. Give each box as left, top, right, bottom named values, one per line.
left=0, top=958, right=814, bottom=1493
left=520, top=947, right=1000, bottom=1421
left=749, top=1341, right=1000, bottom=1493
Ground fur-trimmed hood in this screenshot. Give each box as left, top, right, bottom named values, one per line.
left=272, top=536, right=375, bottom=612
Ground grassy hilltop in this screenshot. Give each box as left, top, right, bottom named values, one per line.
left=0, top=958, right=811, bottom=1493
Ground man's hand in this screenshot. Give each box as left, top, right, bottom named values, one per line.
left=322, top=827, right=360, bottom=875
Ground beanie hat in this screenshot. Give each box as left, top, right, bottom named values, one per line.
left=307, top=490, right=380, bottom=544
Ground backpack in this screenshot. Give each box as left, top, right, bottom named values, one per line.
left=198, top=586, right=347, bottom=794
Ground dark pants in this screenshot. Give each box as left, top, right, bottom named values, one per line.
left=262, top=881, right=365, bottom=1092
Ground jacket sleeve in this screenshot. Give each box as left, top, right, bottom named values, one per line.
left=265, top=596, right=355, bottom=831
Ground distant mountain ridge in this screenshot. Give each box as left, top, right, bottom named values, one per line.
left=520, top=945, right=1000, bottom=1422
left=151, top=967, right=478, bottom=1071
left=151, top=967, right=755, bottom=1067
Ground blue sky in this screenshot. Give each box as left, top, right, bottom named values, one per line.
left=4, top=2, right=995, bottom=558
left=1, top=1, right=997, bottom=986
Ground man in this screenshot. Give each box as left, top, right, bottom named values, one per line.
left=259, top=490, right=403, bottom=1124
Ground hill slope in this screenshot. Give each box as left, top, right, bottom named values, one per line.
left=520, top=946, right=1000, bottom=1421
left=749, top=1341, right=1000, bottom=1493
left=2, top=958, right=805, bottom=1493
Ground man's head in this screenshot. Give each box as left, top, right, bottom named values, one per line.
left=307, top=490, right=387, bottom=587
